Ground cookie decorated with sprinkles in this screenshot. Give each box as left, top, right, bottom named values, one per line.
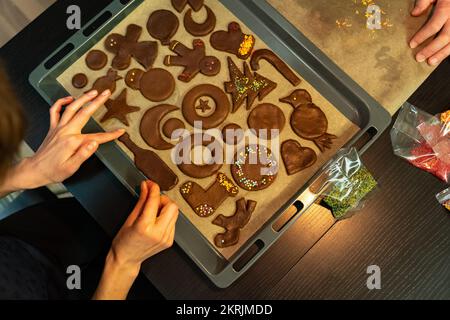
left=231, top=145, right=278, bottom=191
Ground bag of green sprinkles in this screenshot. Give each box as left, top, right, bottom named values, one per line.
left=321, top=148, right=377, bottom=220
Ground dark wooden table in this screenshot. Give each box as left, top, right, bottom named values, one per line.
left=1, top=0, right=448, bottom=299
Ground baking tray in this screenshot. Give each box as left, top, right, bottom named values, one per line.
left=29, top=0, right=391, bottom=288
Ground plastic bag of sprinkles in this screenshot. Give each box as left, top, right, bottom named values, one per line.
left=436, top=188, right=450, bottom=212
left=320, top=148, right=378, bottom=220
left=390, top=104, right=449, bottom=183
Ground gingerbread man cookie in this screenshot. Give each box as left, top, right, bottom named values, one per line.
left=105, top=24, right=158, bottom=70
left=213, top=198, right=257, bottom=248
left=164, top=39, right=220, bottom=82
left=180, top=172, right=239, bottom=218
left=210, top=22, right=255, bottom=60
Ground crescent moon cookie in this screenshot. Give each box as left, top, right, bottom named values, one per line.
left=183, top=6, right=216, bottom=36
left=72, top=73, right=88, bottom=89
left=180, top=172, right=239, bottom=218
left=172, top=0, right=204, bottom=13
left=140, top=104, right=179, bottom=150
left=105, top=24, right=157, bottom=70
left=213, top=198, right=257, bottom=248
left=147, top=10, right=179, bottom=45
left=101, top=89, right=140, bottom=126
left=125, top=68, right=175, bottom=102
left=119, top=133, right=178, bottom=191
left=164, top=39, right=220, bottom=83
left=250, top=49, right=302, bottom=86
left=86, top=69, right=122, bottom=94
left=231, top=145, right=278, bottom=191
left=247, top=103, right=286, bottom=140
left=175, top=133, right=223, bottom=179
left=225, top=57, right=277, bottom=113
left=281, top=140, right=317, bottom=175
left=85, top=50, right=108, bottom=70
left=210, top=22, right=255, bottom=60
left=182, top=84, right=230, bottom=129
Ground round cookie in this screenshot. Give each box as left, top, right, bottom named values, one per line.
left=222, top=123, right=244, bottom=146
left=175, top=133, right=223, bottom=179
left=126, top=68, right=175, bottom=102
left=231, top=145, right=278, bottom=191
left=72, top=73, right=88, bottom=89
left=247, top=103, right=286, bottom=140
left=147, top=10, right=179, bottom=45
left=182, top=84, right=230, bottom=129
left=85, top=50, right=108, bottom=70
left=163, top=118, right=185, bottom=139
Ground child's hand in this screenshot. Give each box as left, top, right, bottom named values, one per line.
left=410, top=0, right=450, bottom=66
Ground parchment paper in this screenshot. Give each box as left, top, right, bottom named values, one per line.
left=57, top=0, right=359, bottom=259
left=267, top=0, right=435, bottom=115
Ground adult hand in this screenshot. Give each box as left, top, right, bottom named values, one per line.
left=410, top=0, right=450, bottom=66
left=14, top=90, right=124, bottom=189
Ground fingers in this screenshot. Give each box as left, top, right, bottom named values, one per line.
left=50, top=97, right=74, bottom=129
left=59, top=90, right=99, bottom=126
left=65, top=140, right=98, bottom=174
left=415, top=22, right=450, bottom=63
left=411, top=0, right=435, bottom=16
left=137, top=181, right=161, bottom=226
left=83, top=129, right=125, bottom=145
left=125, top=181, right=149, bottom=226
left=428, top=42, right=450, bottom=65
left=156, top=200, right=179, bottom=230
left=69, top=89, right=112, bottom=130
left=410, top=9, right=448, bottom=49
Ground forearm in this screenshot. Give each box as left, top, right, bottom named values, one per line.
left=0, top=159, right=33, bottom=198
left=92, top=250, right=140, bottom=300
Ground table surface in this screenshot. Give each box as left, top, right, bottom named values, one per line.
left=1, top=0, right=448, bottom=299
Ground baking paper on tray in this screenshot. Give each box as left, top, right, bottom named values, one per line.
left=57, top=0, right=359, bottom=259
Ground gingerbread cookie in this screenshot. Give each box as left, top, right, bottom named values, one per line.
left=180, top=172, right=239, bottom=218
left=172, top=0, right=204, bottom=13
left=72, top=73, right=88, bottom=89
left=147, top=10, right=179, bottom=45
left=85, top=50, right=108, bottom=70
left=175, top=133, right=223, bottom=179
left=231, top=145, right=278, bottom=191
left=164, top=39, right=220, bottom=82
left=184, top=6, right=216, bottom=36
left=250, top=49, right=301, bottom=86
left=119, top=133, right=178, bottom=191
left=182, top=84, right=230, bottom=129
left=163, top=118, right=185, bottom=139
left=125, top=68, right=175, bottom=102
left=87, top=69, right=121, bottom=94
left=247, top=103, right=286, bottom=140
left=140, top=104, right=178, bottom=150
left=225, top=57, right=276, bottom=113
left=213, top=198, right=257, bottom=248
left=222, top=123, right=244, bottom=146
left=210, top=22, right=255, bottom=60
left=101, top=89, right=140, bottom=126
left=280, top=90, right=337, bottom=152
left=105, top=24, right=157, bottom=70
left=281, top=140, right=317, bottom=175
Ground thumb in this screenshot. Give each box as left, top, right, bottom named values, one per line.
left=67, top=140, right=98, bottom=170
left=411, top=0, right=434, bottom=16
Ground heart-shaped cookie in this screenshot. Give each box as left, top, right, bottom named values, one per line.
left=281, top=140, right=317, bottom=175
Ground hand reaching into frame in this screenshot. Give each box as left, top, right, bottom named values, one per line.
left=10, top=89, right=124, bottom=190
left=410, top=0, right=450, bottom=66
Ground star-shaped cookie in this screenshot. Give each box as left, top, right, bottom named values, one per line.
left=101, top=89, right=140, bottom=126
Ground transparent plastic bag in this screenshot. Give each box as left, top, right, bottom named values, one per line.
left=319, top=148, right=378, bottom=220
left=391, top=104, right=449, bottom=183
left=436, top=188, right=450, bottom=212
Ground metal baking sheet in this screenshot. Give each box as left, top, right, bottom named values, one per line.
left=29, top=0, right=391, bottom=288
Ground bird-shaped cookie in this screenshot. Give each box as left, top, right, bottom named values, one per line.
left=280, top=89, right=337, bottom=152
